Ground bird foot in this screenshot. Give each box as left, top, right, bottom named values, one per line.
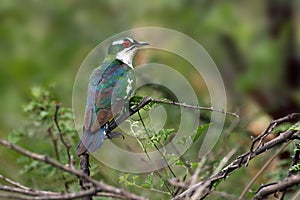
left=105, top=131, right=125, bottom=140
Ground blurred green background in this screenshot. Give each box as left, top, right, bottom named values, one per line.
left=0, top=0, right=299, bottom=199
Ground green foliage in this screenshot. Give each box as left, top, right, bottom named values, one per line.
left=265, top=143, right=300, bottom=182
left=289, top=124, right=300, bottom=131
left=177, top=123, right=209, bottom=146
left=5, top=86, right=218, bottom=197
left=7, top=129, right=25, bottom=144
left=273, top=122, right=293, bottom=134
left=119, top=105, right=212, bottom=196
left=290, top=164, right=300, bottom=173
left=289, top=143, right=300, bottom=174
left=7, top=86, right=78, bottom=191
left=119, top=172, right=169, bottom=195
left=193, top=124, right=210, bottom=142
left=264, top=158, right=291, bottom=181
left=146, top=128, right=175, bottom=147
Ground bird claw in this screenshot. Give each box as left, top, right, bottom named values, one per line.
left=105, top=131, right=125, bottom=140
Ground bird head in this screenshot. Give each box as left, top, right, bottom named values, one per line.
left=107, top=37, right=149, bottom=68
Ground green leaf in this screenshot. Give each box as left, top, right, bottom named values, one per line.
left=132, top=175, right=139, bottom=184
left=129, top=95, right=144, bottom=106
left=159, top=128, right=175, bottom=142
left=141, top=173, right=153, bottom=189
left=175, top=159, right=185, bottom=166
left=190, top=162, right=199, bottom=168
left=7, top=130, right=24, bottom=144
left=40, top=111, right=49, bottom=119
left=159, top=178, right=166, bottom=188
left=119, top=174, right=129, bottom=184
left=290, top=164, right=300, bottom=173
left=289, top=124, right=300, bottom=131
left=31, top=86, right=43, bottom=98
left=193, top=124, right=210, bottom=142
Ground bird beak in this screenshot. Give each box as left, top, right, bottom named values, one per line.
left=135, top=41, right=149, bottom=47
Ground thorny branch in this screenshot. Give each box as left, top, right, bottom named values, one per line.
left=108, top=96, right=239, bottom=132
left=172, top=113, right=300, bottom=200
left=79, top=96, right=238, bottom=199
left=1, top=95, right=298, bottom=200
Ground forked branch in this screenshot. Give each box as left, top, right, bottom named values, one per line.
left=172, top=113, right=300, bottom=200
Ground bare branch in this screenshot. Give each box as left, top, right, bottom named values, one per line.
left=0, top=190, right=127, bottom=200
left=249, top=113, right=300, bottom=157
left=0, top=187, right=111, bottom=200
left=0, top=139, right=147, bottom=200
left=238, top=142, right=290, bottom=200
left=253, top=174, right=300, bottom=200
left=172, top=113, right=300, bottom=200
left=108, top=97, right=239, bottom=132
left=0, top=174, right=33, bottom=191
left=0, top=184, right=59, bottom=196
left=149, top=98, right=239, bottom=118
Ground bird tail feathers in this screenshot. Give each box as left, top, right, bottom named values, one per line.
left=76, top=127, right=105, bottom=156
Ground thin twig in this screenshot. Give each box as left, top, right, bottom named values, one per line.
left=238, top=142, right=290, bottom=200
left=137, top=110, right=177, bottom=178
left=137, top=110, right=175, bottom=196
left=213, top=148, right=237, bottom=174
left=0, top=184, right=59, bottom=197
left=47, top=126, right=72, bottom=192
left=150, top=98, right=239, bottom=118
left=0, top=187, right=121, bottom=200
left=47, top=127, right=60, bottom=161
left=53, top=104, right=72, bottom=166
left=0, top=175, right=33, bottom=191
left=108, top=97, right=239, bottom=132
left=249, top=113, right=300, bottom=154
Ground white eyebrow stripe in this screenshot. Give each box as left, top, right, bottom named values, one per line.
left=112, top=40, right=124, bottom=45
left=126, top=37, right=134, bottom=43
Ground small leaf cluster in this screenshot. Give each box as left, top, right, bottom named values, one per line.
left=120, top=100, right=211, bottom=195
left=7, top=86, right=78, bottom=191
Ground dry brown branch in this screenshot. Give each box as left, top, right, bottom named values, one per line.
left=0, top=139, right=147, bottom=200
left=238, top=142, right=290, bottom=200
left=172, top=113, right=300, bottom=200
left=253, top=174, right=300, bottom=200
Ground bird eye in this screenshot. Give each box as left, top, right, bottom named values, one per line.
left=123, top=40, right=131, bottom=48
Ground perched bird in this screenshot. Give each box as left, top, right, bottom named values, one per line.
left=76, top=37, right=149, bottom=156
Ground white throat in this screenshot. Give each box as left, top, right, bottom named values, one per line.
left=116, top=48, right=137, bottom=69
